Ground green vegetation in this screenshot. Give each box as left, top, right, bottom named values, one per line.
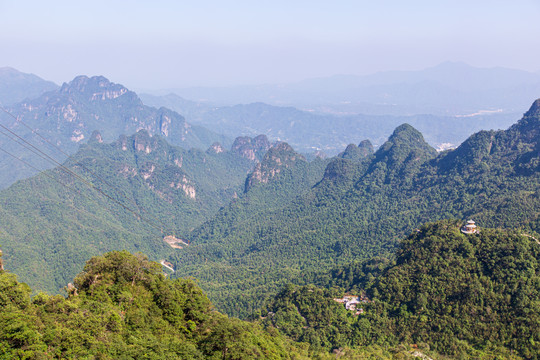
left=172, top=100, right=539, bottom=318
left=0, top=74, right=229, bottom=189
left=261, top=220, right=540, bottom=359
left=0, top=251, right=310, bottom=359
left=0, top=130, right=253, bottom=295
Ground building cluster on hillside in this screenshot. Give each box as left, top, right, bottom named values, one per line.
left=333, top=294, right=370, bottom=315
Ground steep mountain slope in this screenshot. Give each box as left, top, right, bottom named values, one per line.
left=0, top=75, right=229, bottom=189
left=0, top=67, right=58, bottom=106
left=364, top=220, right=540, bottom=358
left=262, top=220, right=540, bottom=359
left=0, top=131, right=253, bottom=294
left=171, top=100, right=540, bottom=317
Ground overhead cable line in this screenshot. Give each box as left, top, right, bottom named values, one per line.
left=0, top=112, right=165, bottom=233
left=0, top=144, right=144, bottom=237
left=0, top=144, right=75, bottom=191
left=0, top=106, right=171, bottom=233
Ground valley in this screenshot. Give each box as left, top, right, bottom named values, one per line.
left=0, top=67, right=538, bottom=359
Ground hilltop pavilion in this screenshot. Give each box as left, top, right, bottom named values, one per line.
left=461, top=220, right=478, bottom=234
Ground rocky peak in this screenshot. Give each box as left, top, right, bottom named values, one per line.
left=59, top=75, right=137, bottom=103
left=231, top=135, right=271, bottom=161
left=132, top=130, right=159, bottom=154
left=207, top=142, right=226, bottom=154
left=244, top=142, right=305, bottom=192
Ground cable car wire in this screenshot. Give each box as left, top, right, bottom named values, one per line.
left=0, top=111, right=167, bottom=233
left=0, top=106, right=171, bottom=233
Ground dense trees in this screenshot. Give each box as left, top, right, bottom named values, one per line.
left=261, top=221, right=540, bottom=359
left=172, top=106, right=539, bottom=317
left=0, top=130, right=254, bottom=295
left=0, top=251, right=310, bottom=359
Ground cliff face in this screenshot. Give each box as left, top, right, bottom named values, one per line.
left=231, top=134, right=271, bottom=161
left=0, top=74, right=229, bottom=189
left=244, top=142, right=305, bottom=191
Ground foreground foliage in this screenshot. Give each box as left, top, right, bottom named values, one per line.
left=0, top=251, right=309, bottom=359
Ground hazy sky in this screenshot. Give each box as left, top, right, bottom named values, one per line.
left=1, top=0, right=539, bottom=89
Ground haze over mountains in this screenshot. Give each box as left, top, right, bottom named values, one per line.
left=0, top=72, right=228, bottom=189
left=141, top=95, right=517, bottom=154
left=152, top=62, right=540, bottom=115
left=0, top=63, right=539, bottom=359
left=0, top=63, right=530, bottom=189
left=0, top=67, right=58, bottom=106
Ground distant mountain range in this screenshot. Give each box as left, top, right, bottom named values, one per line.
left=0, top=74, right=229, bottom=189
left=141, top=93, right=520, bottom=154
left=0, top=67, right=58, bottom=106
left=154, top=62, right=540, bottom=116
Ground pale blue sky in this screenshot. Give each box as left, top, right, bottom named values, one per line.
left=1, top=0, right=539, bottom=89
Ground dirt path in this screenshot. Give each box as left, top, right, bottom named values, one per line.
left=522, top=233, right=540, bottom=245
left=160, top=260, right=175, bottom=273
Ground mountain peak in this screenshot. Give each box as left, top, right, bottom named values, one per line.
left=245, top=142, right=305, bottom=191
left=0, top=67, right=58, bottom=106
left=338, top=140, right=373, bottom=161
left=508, top=98, right=540, bottom=144
left=60, top=75, right=134, bottom=102
left=524, top=98, right=540, bottom=118
left=231, top=135, right=271, bottom=161
left=373, top=124, right=436, bottom=177
left=88, top=130, right=104, bottom=144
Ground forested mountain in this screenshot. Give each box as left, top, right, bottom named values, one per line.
left=0, top=251, right=310, bottom=359
left=171, top=99, right=540, bottom=318
left=0, top=75, right=229, bottom=189
left=262, top=220, right=540, bottom=359
left=0, top=67, right=58, bottom=106
left=140, top=97, right=518, bottom=154
left=0, top=131, right=255, bottom=295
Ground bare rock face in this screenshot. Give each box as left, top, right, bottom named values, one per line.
left=207, top=142, right=226, bottom=154
left=245, top=142, right=305, bottom=191
left=132, top=130, right=159, bottom=154
left=59, top=75, right=134, bottom=103
left=231, top=135, right=271, bottom=161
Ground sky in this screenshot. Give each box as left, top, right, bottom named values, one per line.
left=1, top=0, right=539, bottom=90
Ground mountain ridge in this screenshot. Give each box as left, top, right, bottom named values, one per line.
left=0, top=74, right=230, bottom=189
left=170, top=99, right=540, bottom=317
left=0, top=67, right=58, bottom=106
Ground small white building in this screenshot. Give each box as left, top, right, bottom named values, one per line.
left=461, top=220, right=479, bottom=234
